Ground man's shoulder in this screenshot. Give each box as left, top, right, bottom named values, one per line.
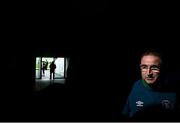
left=132, top=79, right=142, bottom=88
left=129, top=79, right=143, bottom=94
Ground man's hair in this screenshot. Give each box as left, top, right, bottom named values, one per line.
left=140, top=50, right=162, bottom=64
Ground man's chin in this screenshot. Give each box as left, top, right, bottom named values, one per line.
left=145, top=79, right=156, bottom=84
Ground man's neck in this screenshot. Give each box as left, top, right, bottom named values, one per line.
left=141, top=79, right=152, bottom=90
left=141, top=79, right=161, bottom=91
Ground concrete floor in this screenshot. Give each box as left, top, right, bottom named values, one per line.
left=35, top=69, right=65, bottom=91
left=35, top=79, right=65, bottom=91
left=36, top=69, right=63, bottom=79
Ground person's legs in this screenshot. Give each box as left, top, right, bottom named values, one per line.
left=53, top=71, right=55, bottom=79
left=50, top=71, right=52, bottom=79
left=42, top=68, right=45, bottom=76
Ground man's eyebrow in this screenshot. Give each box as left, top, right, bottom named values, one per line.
left=151, top=65, right=160, bottom=67
left=140, top=64, right=160, bottom=67
left=140, top=64, right=147, bottom=66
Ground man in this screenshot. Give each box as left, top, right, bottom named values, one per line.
left=42, top=60, right=48, bottom=76
left=122, top=50, right=177, bottom=119
left=42, top=61, right=46, bottom=76
left=50, top=61, right=56, bottom=80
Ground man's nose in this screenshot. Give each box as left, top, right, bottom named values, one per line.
left=147, top=73, right=153, bottom=78
left=147, top=68, right=152, bottom=75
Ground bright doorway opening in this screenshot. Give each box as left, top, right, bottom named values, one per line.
left=35, top=57, right=69, bottom=91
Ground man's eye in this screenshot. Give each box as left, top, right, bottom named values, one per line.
left=141, top=65, right=148, bottom=69
left=151, top=65, right=160, bottom=70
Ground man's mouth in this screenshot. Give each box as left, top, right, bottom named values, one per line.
left=146, top=78, right=154, bottom=80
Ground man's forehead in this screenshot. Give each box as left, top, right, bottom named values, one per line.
left=141, top=55, right=161, bottom=64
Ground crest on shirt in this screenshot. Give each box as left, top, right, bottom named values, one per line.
left=136, top=101, right=144, bottom=107
left=161, top=100, right=173, bottom=109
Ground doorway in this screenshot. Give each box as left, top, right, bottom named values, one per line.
left=35, top=57, right=67, bottom=91
left=36, top=57, right=65, bottom=79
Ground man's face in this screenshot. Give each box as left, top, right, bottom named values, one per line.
left=140, top=55, right=161, bottom=84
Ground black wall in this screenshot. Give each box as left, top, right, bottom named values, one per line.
left=1, top=1, right=180, bottom=122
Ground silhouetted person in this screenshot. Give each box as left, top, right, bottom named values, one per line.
left=42, top=60, right=48, bottom=76
left=42, top=61, right=46, bottom=76
left=45, top=60, right=48, bottom=70
left=50, top=61, right=56, bottom=80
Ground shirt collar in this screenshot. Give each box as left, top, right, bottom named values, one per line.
left=141, top=79, right=152, bottom=90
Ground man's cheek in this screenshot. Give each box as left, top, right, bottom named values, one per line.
left=154, top=73, right=159, bottom=78
left=154, top=71, right=160, bottom=74
left=142, top=74, right=146, bottom=79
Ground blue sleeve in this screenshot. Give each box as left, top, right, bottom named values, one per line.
left=122, top=80, right=140, bottom=118
left=122, top=96, right=130, bottom=117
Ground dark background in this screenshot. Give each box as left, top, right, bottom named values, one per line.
left=1, top=1, right=180, bottom=121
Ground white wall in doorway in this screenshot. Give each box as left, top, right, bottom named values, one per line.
left=55, top=58, right=64, bottom=77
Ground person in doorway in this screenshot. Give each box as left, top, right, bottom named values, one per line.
left=42, top=61, right=46, bottom=76
left=42, top=60, right=48, bottom=76
left=122, top=50, right=177, bottom=120
left=50, top=61, right=56, bottom=80
left=45, top=60, right=48, bottom=70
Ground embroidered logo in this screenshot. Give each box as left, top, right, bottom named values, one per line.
left=136, top=101, right=144, bottom=107
left=161, top=100, right=173, bottom=109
